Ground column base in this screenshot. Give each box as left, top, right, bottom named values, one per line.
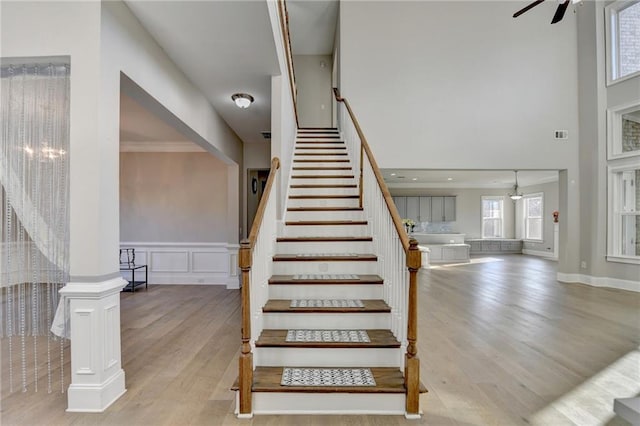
left=67, top=368, right=126, bottom=413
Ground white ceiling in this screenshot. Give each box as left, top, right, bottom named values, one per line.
left=383, top=169, right=559, bottom=189
left=287, top=0, right=339, bottom=55
left=124, top=0, right=280, bottom=145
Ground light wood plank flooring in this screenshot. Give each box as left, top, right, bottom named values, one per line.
left=1, top=255, right=638, bottom=425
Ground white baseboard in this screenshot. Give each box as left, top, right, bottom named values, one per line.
left=522, top=249, right=558, bottom=260
left=119, top=242, right=239, bottom=288
left=557, top=273, right=640, bottom=292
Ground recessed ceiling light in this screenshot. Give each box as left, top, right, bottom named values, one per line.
left=412, top=178, right=417, bottom=181
left=390, top=173, right=396, bottom=176
left=447, top=177, right=453, bottom=181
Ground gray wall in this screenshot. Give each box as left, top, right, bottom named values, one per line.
left=339, top=1, right=581, bottom=273
left=120, top=152, right=229, bottom=242
left=293, top=54, right=333, bottom=127
left=578, top=1, right=640, bottom=282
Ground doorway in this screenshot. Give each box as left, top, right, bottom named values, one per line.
left=247, top=169, right=270, bottom=233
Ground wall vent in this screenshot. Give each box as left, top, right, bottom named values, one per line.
left=554, top=130, right=569, bottom=140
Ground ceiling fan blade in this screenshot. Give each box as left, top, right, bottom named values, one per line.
left=513, top=0, right=546, bottom=18
left=551, top=0, right=570, bottom=24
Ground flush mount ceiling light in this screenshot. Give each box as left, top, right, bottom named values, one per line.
left=231, top=93, right=254, bottom=109
left=509, top=170, right=523, bottom=200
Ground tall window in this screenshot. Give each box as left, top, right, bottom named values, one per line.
left=481, top=196, right=503, bottom=238
left=523, top=194, right=543, bottom=241
left=606, top=0, right=640, bottom=83
left=608, top=163, right=640, bottom=261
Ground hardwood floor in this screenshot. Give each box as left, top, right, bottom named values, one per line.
left=1, top=255, right=638, bottom=425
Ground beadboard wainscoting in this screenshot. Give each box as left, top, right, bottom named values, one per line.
left=119, top=243, right=239, bottom=289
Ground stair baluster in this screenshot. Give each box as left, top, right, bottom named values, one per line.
left=334, top=88, right=423, bottom=417
left=238, top=157, right=280, bottom=417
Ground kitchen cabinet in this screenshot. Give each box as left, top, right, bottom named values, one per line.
left=391, top=195, right=456, bottom=222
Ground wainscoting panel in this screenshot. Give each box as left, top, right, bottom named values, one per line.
left=120, top=243, right=240, bottom=289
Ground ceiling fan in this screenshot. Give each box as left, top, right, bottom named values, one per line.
left=513, top=0, right=582, bottom=24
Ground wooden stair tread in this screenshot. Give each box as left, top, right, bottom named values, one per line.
left=273, top=254, right=377, bottom=262
left=249, top=367, right=407, bottom=393
left=285, top=220, right=366, bottom=225
left=256, top=329, right=399, bottom=348
left=290, top=184, right=357, bottom=188
left=292, top=167, right=352, bottom=170
left=296, top=141, right=344, bottom=144
left=287, top=207, right=363, bottom=212
left=288, top=195, right=359, bottom=199
left=295, top=146, right=346, bottom=150
left=293, top=152, right=347, bottom=157
left=291, top=175, right=355, bottom=179
left=263, top=299, right=390, bottom=313
left=277, top=236, right=372, bottom=242
left=269, top=274, right=383, bottom=284
left=231, top=369, right=427, bottom=394
left=294, top=159, right=350, bottom=163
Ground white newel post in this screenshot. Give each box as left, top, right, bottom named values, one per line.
left=61, top=277, right=128, bottom=412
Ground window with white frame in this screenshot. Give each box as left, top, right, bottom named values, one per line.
left=608, top=161, right=640, bottom=262
left=606, top=0, right=640, bottom=83
left=481, top=196, right=504, bottom=238
left=523, top=194, right=543, bottom=241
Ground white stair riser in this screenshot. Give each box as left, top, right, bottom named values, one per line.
left=262, top=312, right=390, bottom=330
left=293, top=159, right=350, bottom=164
left=293, top=155, right=350, bottom=161
left=282, top=224, right=369, bottom=237
left=246, top=393, right=405, bottom=416
left=287, top=198, right=360, bottom=208
left=295, top=148, right=346, bottom=153
left=289, top=187, right=358, bottom=196
left=286, top=210, right=364, bottom=221
left=276, top=241, right=373, bottom=254
left=290, top=178, right=355, bottom=185
left=269, top=284, right=382, bottom=299
left=273, top=261, right=377, bottom=275
left=291, top=169, right=353, bottom=176
left=255, top=347, right=401, bottom=367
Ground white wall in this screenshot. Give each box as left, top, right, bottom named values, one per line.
left=1, top=1, right=108, bottom=279
left=267, top=1, right=298, bottom=221
left=293, top=54, right=333, bottom=127
left=339, top=1, right=581, bottom=274
left=1, top=1, right=244, bottom=279
left=120, top=152, right=229, bottom=242
left=102, top=1, right=243, bottom=249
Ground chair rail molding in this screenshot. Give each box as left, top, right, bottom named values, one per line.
left=119, top=242, right=240, bottom=289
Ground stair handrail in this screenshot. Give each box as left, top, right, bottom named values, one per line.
left=333, top=87, right=422, bottom=416
left=333, top=88, right=410, bottom=252
left=238, top=156, right=280, bottom=416
left=277, top=0, right=299, bottom=126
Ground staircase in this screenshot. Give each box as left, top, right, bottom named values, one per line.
left=234, top=127, right=424, bottom=417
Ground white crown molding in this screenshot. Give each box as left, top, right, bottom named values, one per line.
left=120, top=140, right=205, bottom=152
left=557, top=273, right=640, bottom=293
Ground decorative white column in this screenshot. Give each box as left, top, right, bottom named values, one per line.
left=61, top=277, right=127, bottom=412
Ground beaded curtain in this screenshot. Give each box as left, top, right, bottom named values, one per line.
left=1, top=62, right=70, bottom=393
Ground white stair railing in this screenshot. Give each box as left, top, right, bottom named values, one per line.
left=238, top=157, right=280, bottom=416
left=334, top=88, right=422, bottom=415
